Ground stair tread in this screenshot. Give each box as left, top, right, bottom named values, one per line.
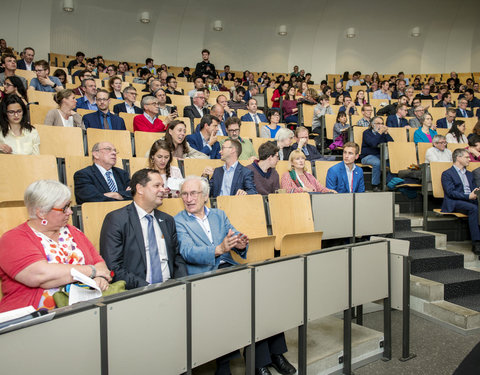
left=447, top=295, right=480, bottom=312
left=415, top=268, right=480, bottom=285
left=395, top=231, right=434, bottom=239
left=410, top=248, right=463, bottom=260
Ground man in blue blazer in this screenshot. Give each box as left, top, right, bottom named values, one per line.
left=74, top=142, right=132, bottom=205
left=456, top=98, right=474, bottom=118
left=386, top=104, right=409, bottom=127
left=441, top=148, right=480, bottom=254
left=16, top=47, right=35, bottom=70
left=175, top=176, right=295, bottom=375
left=241, top=98, right=268, bottom=123
left=436, top=108, right=456, bottom=129
left=113, top=86, right=143, bottom=115
left=243, top=83, right=259, bottom=104
left=82, top=89, right=126, bottom=130
left=326, top=142, right=365, bottom=193
left=209, top=138, right=257, bottom=197
left=76, top=78, right=98, bottom=110
left=100, top=169, right=187, bottom=290
left=186, top=114, right=221, bottom=159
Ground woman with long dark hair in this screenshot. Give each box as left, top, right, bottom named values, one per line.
left=2, top=76, right=28, bottom=104
left=148, top=139, right=184, bottom=197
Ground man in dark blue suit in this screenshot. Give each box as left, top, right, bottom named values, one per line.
left=76, top=78, right=98, bottom=110
left=386, top=104, right=410, bottom=127
left=456, top=98, right=474, bottom=118
left=436, top=108, right=457, bottom=129
left=82, top=89, right=126, bottom=130
left=209, top=138, right=257, bottom=197
left=441, top=148, right=480, bottom=254
left=74, top=142, right=132, bottom=205
left=113, top=86, right=143, bottom=115
left=326, top=142, right=365, bottom=193
left=241, top=98, right=268, bottom=123
left=216, top=94, right=236, bottom=124
left=243, top=83, right=259, bottom=103
left=186, top=114, right=221, bottom=159
left=16, top=47, right=35, bottom=71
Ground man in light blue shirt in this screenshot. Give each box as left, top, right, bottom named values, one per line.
left=29, top=60, right=63, bottom=93
left=372, top=80, right=391, bottom=100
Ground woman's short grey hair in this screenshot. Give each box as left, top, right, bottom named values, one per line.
left=179, top=175, right=210, bottom=197
left=24, top=180, right=71, bottom=218
left=275, top=127, right=294, bottom=142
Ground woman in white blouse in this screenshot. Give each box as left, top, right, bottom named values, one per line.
left=0, top=94, right=40, bottom=155
left=446, top=120, right=468, bottom=144
left=44, top=89, right=84, bottom=129
left=148, top=139, right=184, bottom=197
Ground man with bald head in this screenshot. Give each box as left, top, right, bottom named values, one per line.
left=74, top=142, right=132, bottom=205
left=209, top=103, right=228, bottom=135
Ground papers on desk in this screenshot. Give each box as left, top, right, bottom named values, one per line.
left=69, top=268, right=102, bottom=305
left=0, top=306, right=35, bottom=324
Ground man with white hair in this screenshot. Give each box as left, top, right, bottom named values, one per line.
left=425, top=135, right=452, bottom=163
left=184, top=91, right=210, bottom=125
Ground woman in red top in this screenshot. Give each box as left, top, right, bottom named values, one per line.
left=271, top=82, right=289, bottom=109
left=0, top=180, right=112, bottom=313
left=133, top=95, right=167, bottom=132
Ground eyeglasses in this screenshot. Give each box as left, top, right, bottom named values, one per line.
left=221, top=146, right=233, bottom=150
left=51, top=202, right=71, bottom=213
left=125, top=91, right=137, bottom=96
left=96, top=98, right=109, bottom=102
left=97, top=147, right=118, bottom=154
left=228, top=128, right=240, bottom=133
left=4, top=82, right=14, bottom=88
left=180, top=191, right=202, bottom=198
left=147, top=102, right=160, bottom=106
left=6, top=110, right=23, bottom=116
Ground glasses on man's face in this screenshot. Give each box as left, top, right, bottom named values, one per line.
left=148, top=102, right=160, bottom=106
left=97, top=147, right=118, bottom=154
left=373, top=122, right=384, bottom=126
left=126, top=91, right=137, bottom=96
left=96, top=98, right=109, bottom=102
left=228, top=128, right=240, bottom=133
left=181, top=191, right=202, bottom=199
left=51, top=202, right=71, bottom=214
left=6, top=110, right=23, bottom=116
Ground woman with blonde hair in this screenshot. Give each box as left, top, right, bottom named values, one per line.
left=44, top=89, right=83, bottom=128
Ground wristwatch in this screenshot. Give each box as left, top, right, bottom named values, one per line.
left=89, top=265, right=97, bottom=278
left=52, top=83, right=57, bottom=88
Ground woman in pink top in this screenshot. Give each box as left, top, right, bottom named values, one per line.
left=281, top=150, right=337, bottom=193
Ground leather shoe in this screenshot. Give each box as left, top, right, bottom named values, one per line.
left=472, top=242, right=480, bottom=255
left=255, top=367, right=272, bottom=375
left=270, top=354, right=297, bottom=375
left=372, top=185, right=381, bottom=192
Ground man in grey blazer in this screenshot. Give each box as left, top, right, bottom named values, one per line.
left=100, top=168, right=187, bottom=289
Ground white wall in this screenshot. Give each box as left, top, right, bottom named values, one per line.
left=4, top=0, right=480, bottom=80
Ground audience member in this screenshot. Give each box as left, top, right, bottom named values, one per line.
left=467, top=135, right=480, bottom=162
left=148, top=140, right=184, bottom=197
left=330, top=111, right=350, bottom=150
left=107, top=76, right=123, bottom=99
left=354, top=90, right=367, bottom=106
left=281, top=150, right=335, bottom=193
left=271, top=82, right=289, bottom=109
left=246, top=141, right=280, bottom=195
left=67, top=51, right=86, bottom=73
left=243, top=83, right=259, bottom=103
left=154, top=88, right=176, bottom=117
left=74, top=142, right=132, bottom=205
left=260, top=109, right=282, bottom=138
left=436, top=107, right=457, bottom=129
left=216, top=94, right=236, bottom=122
left=0, top=180, right=111, bottom=313
left=377, top=95, right=408, bottom=117
left=331, top=82, right=348, bottom=99
left=339, top=95, right=358, bottom=116
left=17, top=47, right=35, bottom=71
left=356, top=105, right=373, bottom=127
left=413, top=113, right=437, bottom=143
left=372, top=80, right=391, bottom=100
left=194, top=49, right=216, bottom=79
left=29, top=60, right=63, bottom=92
left=425, top=135, right=452, bottom=163
left=188, top=76, right=205, bottom=98
left=0, top=53, right=28, bottom=89
left=113, top=86, right=142, bottom=114
left=441, top=148, right=480, bottom=254
left=360, top=116, right=394, bottom=191
left=44, top=89, right=84, bottom=128
left=2, top=76, right=28, bottom=104
left=165, top=76, right=183, bottom=95
left=387, top=104, right=409, bottom=128
left=133, top=68, right=151, bottom=85
left=282, top=86, right=299, bottom=124
left=346, top=71, right=362, bottom=91
left=82, top=89, right=126, bottom=130
left=178, top=66, right=192, bottom=81
left=0, top=95, right=39, bottom=155
left=100, top=168, right=187, bottom=289
left=415, top=84, right=434, bottom=100
left=186, top=114, right=221, bottom=159
left=53, top=69, right=67, bottom=86
left=228, top=86, right=247, bottom=110
left=409, top=106, right=426, bottom=128
left=312, top=95, right=334, bottom=131
left=457, top=98, right=474, bottom=118
left=165, top=120, right=208, bottom=159
left=326, top=142, right=365, bottom=193
left=392, top=79, right=407, bottom=99
left=221, top=117, right=257, bottom=160
left=274, top=127, right=294, bottom=160
left=133, top=95, right=168, bottom=132
left=208, top=139, right=257, bottom=197
left=184, top=90, right=209, bottom=124
left=434, top=92, right=453, bottom=108
left=460, top=89, right=480, bottom=108
left=76, top=78, right=98, bottom=110
left=291, top=126, right=324, bottom=162
left=446, top=120, right=468, bottom=144
left=143, top=58, right=157, bottom=75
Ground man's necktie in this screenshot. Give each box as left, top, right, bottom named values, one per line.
left=145, top=215, right=163, bottom=284
left=105, top=171, right=117, bottom=192
left=103, top=113, right=109, bottom=129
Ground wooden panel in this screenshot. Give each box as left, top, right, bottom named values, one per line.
left=430, top=161, right=453, bottom=198
left=314, top=161, right=342, bottom=186
left=387, top=127, right=408, bottom=143
left=417, top=142, right=432, bottom=164
left=119, top=112, right=137, bottom=133
left=183, top=158, right=224, bottom=177
left=86, top=128, right=133, bottom=157
left=35, top=124, right=85, bottom=157
left=29, top=104, right=56, bottom=125
left=134, top=131, right=165, bottom=157
left=0, top=206, right=29, bottom=236
left=388, top=142, right=418, bottom=173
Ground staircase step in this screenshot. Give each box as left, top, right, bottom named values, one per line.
left=424, top=300, right=480, bottom=330
left=414, top=268, right=480, bottom=302
left=394, top=217, right=411, bottom=232
left=395, top=230, right=436, bottom=250
left=448, top=294, right=480, bottom=313
left=413, top=229, right=447, bottom=250
left=410, top=275, right=444, bottom=302
left=411, top=248, right=464, bottom=273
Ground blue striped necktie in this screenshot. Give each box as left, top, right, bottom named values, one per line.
left=145, top=215, right=163, bottom=283
left=105, top=171, right=117, bottom=192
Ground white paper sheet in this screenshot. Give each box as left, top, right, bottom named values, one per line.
left=68, top=268, right=102, bottom=305
left=0, top=306, right=35, bottom=324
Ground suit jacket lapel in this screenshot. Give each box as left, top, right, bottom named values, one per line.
left=230, top=165, right=242, bottom=195
left=127, top=203, right=147, bottom=267
left=340, top=163, right=349, bottom=192
left=185, top=212, right=212, bottom=245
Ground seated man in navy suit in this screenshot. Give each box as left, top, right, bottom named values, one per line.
left=436, top=107, right=457, bottom=129
left=459, top=89, right=480, bottom=109
left=100, top=168, right=187, bottom=290
left=186, top=114, right=221, bottom=159
left=82, top=89, right=126, bottom=130
left=386, top=104, right=410, bottom=128
left=74, top=142, right=132, bottom=205
left=326, top=142, right=365, bottom=193
left=16, top=47, right=35, bottom=71
left=457, top=98, right=474, bottom=118
left=113, top=86, right=143, bottom=115
left=241, top=98, right=268, bottom=123
left=216, top=94, right=236, bottom=123
left=243, top=83, right=259, bottom=103
left=290, top=126, right=323, bottom=163
left=76, top=78, right=98, bottom=111
left=207, top=138, right=257, bottom=197
left=175, top=175, right=295, bottom=375
left=441, top=148, right=480, bottom=254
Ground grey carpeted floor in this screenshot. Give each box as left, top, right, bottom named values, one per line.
left=354, top=310, right=480, bottom=375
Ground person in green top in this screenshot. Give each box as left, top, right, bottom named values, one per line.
left=219, top=117, right=257, bottom=161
